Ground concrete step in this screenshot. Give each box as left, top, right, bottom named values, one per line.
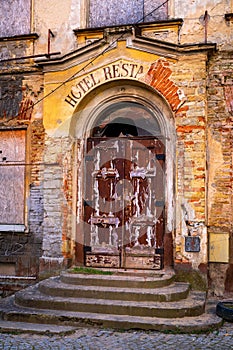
left=39, top=277, right=190, bottom=302
left=60, top=270, right=175, bottom=289
left=0, top=276, right=37, bottom=297
left=0, top=296, right=222, bottom=333
left=0, top=320, right=77, bottom=335
left=14, top=284, right=206, bottom=318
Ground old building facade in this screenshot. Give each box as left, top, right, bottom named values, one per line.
left=0, top=0, right=232, bottom=296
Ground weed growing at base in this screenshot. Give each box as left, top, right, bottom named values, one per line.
left=70, top=266, right=113, bottom=275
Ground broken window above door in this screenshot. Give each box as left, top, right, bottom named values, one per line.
left=91, top=101, right=162, bottom=137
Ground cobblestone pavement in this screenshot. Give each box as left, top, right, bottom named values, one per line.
left=0, top=322, right=233, bottom=350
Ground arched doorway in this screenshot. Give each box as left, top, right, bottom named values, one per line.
left=83, top=100, right=166, bottom=269
left=71, top=80, right=175, bottom=270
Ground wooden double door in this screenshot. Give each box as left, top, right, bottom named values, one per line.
left=84, top=136, right=165, bottom=269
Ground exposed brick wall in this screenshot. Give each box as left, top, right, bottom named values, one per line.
left=173, top=56, right=208, bottom=223
left=42, top=136, right=74, bottom=262
left=207, top=53, right=233, bottom=231
left=145, top=59, right=184, bottom=112
left=145, top=56, right=208, bottom=272
left=146, top=56, right=207, bottom=224
left=207, top=52, right=233, bottom=295
left=28, top=120, right=45, bottom=239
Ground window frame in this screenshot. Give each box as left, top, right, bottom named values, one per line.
left=0, top=127, right=28, bottom=233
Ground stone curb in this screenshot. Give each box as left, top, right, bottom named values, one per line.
left=0, top=320, right=77, bottom=335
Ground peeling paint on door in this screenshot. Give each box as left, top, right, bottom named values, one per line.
left=84, top=136, right=165, bottom=269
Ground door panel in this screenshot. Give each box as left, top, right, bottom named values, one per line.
left=84, top=137, right=165, bottom=269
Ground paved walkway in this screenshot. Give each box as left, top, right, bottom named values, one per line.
left=0, top=322, right=232, bottom=350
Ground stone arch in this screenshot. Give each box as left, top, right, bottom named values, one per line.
left=70, top=79, right=175, bottom=140
left=70, top=79, right=176, bottom=267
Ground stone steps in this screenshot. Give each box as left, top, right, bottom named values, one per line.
left=0, top=295, right=222, bottom=333
left=60, top=271, right=174, bottom=288
left=0, top=269, right=223, bottom=333
left=0, top=319, right=77, bottom=335
left=38, top=277, right=190, bottom=302
left=15, top=284, right=205, bottom=318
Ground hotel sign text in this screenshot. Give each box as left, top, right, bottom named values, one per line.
left=65, top=62, right=144, bottom=108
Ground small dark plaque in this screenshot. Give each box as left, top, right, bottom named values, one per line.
left=185, top=236, right=200, bottom=252
left=156, top=154, right=165, bottom=161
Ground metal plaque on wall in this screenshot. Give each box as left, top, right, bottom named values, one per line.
left=185, top=236, right=201, bottom=252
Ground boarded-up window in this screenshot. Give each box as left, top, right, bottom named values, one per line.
left=0, top=130, right=26, bottom=224
left=0, top=0, right=31, bottom=37
left=89, top=0, right=168, bottom=28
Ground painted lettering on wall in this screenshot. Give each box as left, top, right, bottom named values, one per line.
left=65, top=62, right=144, bottom=108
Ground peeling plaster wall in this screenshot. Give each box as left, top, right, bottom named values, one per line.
left=173, top=0, right=233, bottom=49
left=207, top=54, right=233, bottom=229
left=25, top=1, right=233, bottom=294
left=40, top=135, right=74, bottom=271
left=0, top=0, right=31, bottom=37
left=41, top=54, right=211, bottom=272
left=34, top=0, right=81, bottom=55
left=0, top=39, right=34, bottom=70
left=0, top=35, right=44, bottom=277
left=169, top=55, right=209, bottom=271
left=207, top=52, right=233, bottom=295
left=144, top=55, right=208, bottom=270
left=177, top=0, right=233, bottom=50
left=0, top=0, right=232, bottom=294
left=31, top=0, right=233, bottom=57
